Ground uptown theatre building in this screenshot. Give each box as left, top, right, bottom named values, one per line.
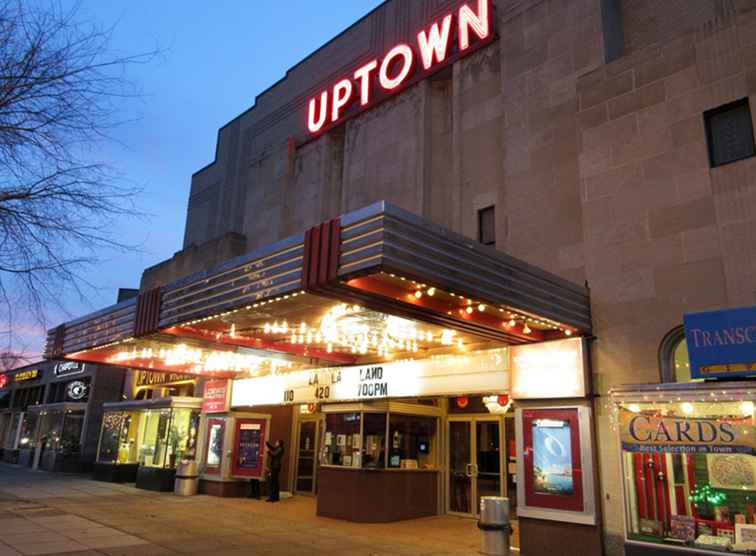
left=46, top=0, right=756, bottom=555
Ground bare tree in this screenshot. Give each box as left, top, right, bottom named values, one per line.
left=0, top=349, right=27, bottom=370
left=0, top=1, right=154, bottom=354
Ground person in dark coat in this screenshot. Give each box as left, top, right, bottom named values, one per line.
left=266, top=440, right=284, bottom=502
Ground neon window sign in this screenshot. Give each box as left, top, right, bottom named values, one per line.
left=307, top=0, right=495, bottom=135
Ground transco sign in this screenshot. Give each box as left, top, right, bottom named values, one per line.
left=307, top=0, right=494, bottom=135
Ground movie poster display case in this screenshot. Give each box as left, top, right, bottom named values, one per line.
left=515, top=405, right=598, bottom=526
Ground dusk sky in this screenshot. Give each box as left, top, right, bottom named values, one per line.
left=20, top=1, right=383, bottom=358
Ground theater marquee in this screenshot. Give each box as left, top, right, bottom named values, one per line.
left=230, top=348, right=509, bottom=407
left=306, top=0, right=495, bottom=135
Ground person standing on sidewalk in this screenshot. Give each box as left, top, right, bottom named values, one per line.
left=265, top=439, right=284, bottom=502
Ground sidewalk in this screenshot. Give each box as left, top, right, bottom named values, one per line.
left=0, top=464, right=495, bottom=556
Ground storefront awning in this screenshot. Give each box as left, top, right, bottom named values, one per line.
left=45, top=202, right=592, bottom=378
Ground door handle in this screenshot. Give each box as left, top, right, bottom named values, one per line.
left=471, top=464, right=479, bottom=478
left=465, top=463, right=473, bottom=477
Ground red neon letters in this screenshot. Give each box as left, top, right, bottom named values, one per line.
left=307, top=0, right=491, bottom=134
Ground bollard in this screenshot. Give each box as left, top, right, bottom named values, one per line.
left=174, top=460, right=199, bottom=496
left=477, top=496, right=511, bottom=556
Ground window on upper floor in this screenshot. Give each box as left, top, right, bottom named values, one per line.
left=478, top=206, right=495, bottom=247
left=704, top=98, right=756, bottom=168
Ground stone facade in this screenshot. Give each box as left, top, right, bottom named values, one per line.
left=141, top=1, right=756, bottom=553
left=578, top=4, right=756, bottom=551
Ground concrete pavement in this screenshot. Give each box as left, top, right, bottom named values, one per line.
left=0, top=464, right=498, bottom=556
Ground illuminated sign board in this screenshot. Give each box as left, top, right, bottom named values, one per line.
left=619, top=409, right=756, bottom=454
left=684, top=305, right=756, bottom=379
left=231, top=348, right=509, bottom=407
left=306, top=0, right=495, bottom=135
left=55, top=361, right=84, bottom=377
left=510, top=338, right=588, bottom=399
left=202, top=380, right=229, bottom=414
left=0, top=374, right=7, bottom=389
left=135, top=370, right=195, bottom=387
left=14, top=369, right=40, bottom=382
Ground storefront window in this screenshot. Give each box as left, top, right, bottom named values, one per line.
left=388, top=414, right=436, bottom=469
left=322, top=412, right=362, bottom=467
left=37, top=410, right=85, bottom=452
left=97, top=410, right=143, bottom=464
left=618, top=399, right=756, bottom=552
left=18, top=412, right=38, bottom=448
left=6, top=412, right=21, bottom=448
left=61, top=411, right=84, bottom=453
left=98, top=411, right=125, bottom=464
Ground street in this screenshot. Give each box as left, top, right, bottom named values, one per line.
left=0, top=465, right=484, bottom=556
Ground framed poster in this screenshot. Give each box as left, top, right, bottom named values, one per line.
left=204, top=418, right=225, bottom=475
left=231, top=418, right=268, bottom=478
left=516, top=405, right=597, bottom=525
left=523, top=408, right=583, bottom=512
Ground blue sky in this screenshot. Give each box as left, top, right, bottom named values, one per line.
left=21, top=1, right=384, bottom=357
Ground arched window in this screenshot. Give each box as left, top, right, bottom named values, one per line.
left=658, top=325, right=696, bottom=383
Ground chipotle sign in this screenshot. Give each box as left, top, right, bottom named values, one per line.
left=307, top=0, right=495, bottom=135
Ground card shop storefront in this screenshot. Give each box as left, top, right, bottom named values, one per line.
left=612, top=306, right=756, bottom=556
left=46, top=203, right=598, bottom=553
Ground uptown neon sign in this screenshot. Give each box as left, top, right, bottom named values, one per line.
left=307, top=0, right=494, bottom=135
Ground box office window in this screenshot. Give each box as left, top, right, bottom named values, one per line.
left=618, top=399, right=756, bottom=552
left=321, top=410, right=438, bottom=470
left=322, top=412, right=364, bottom=467
left=388, top=414, right=436, bottom=469
left=478, top=206, right=496, bottom=246
left=705, top=98, right=756, bottom=168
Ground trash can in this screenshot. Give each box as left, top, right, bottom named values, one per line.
left=478, top=496, right=511, bottom=556
left=174, top=460, right=199, bottom=496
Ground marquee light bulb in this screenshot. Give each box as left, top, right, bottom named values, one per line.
left=466, top=306, right=474, bottom=314
left=414, top=290, right=423, bottom=298
left=565, top=329, right=573, bottom=336
left=427, top=288, right=436, bottom=296
left=681, top=402, right=694, bottom=415
left=509, top=319, right=516, bottom=328
left=478, top=304, right=486, bottom=312
left=523, top=324, right=531, bottom=334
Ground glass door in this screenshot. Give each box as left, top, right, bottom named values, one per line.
left=448, top=420, right=472, bottom=514
left=295, top=419, right=319, bottom=494
left=448, top=417, right=503, bottom=517
left=475, top=419, right=502, bottom=513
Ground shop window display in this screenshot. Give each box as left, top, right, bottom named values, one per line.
left=37, top=410, right=85, bottom=453
left=5, top=412, right=21, bottom=449
left=97, top=408, right=199, bottom=468
left=618, top=400, right=756, bottom=552
left=18, top=412, right=38, bottom=448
